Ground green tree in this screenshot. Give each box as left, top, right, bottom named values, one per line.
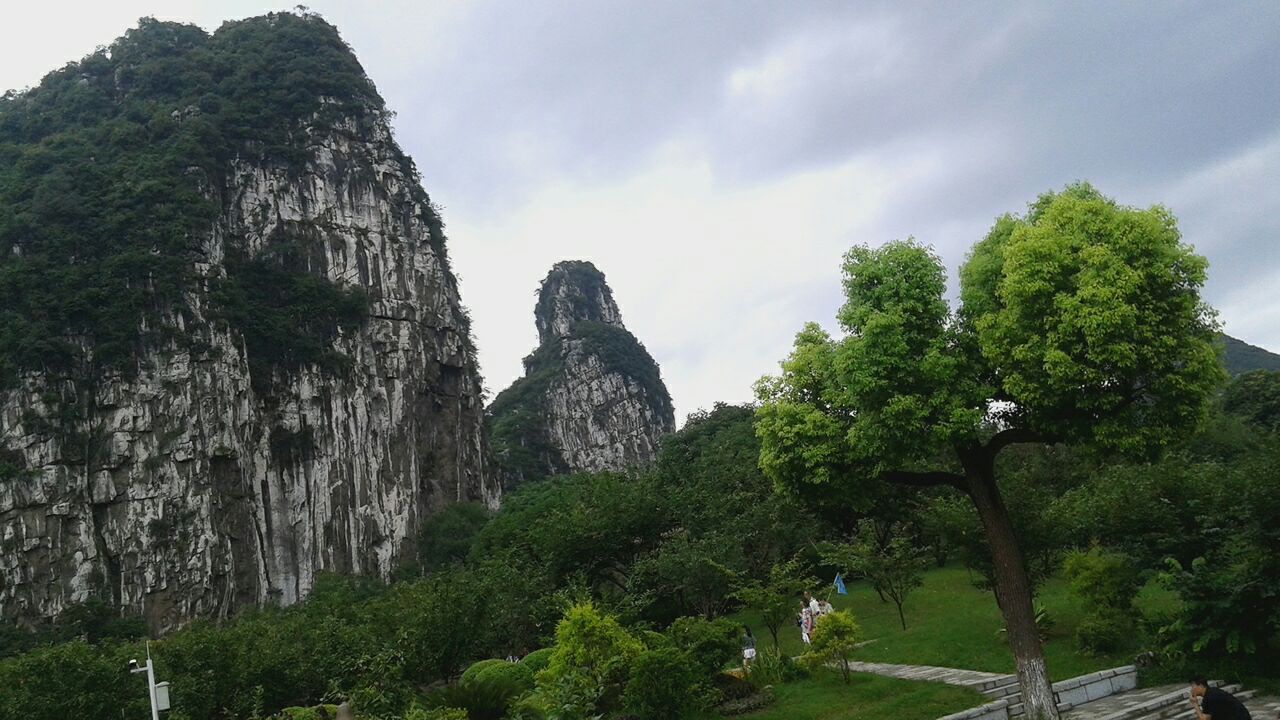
left=1222, top=370, right=1280, bottom=431
left=417, top=502, right=492, bottom=573
left=628, top=530, right=742, bottom=619
left=799, top=611, right=863, bottom=684
left=733, top=559, right=813, bottom=648
left=822, top=521, right=930, bottom=630
left=755, top=184, right=1223, bottom=719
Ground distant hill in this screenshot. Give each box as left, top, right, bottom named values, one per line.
left=1220, top=334, right=1280, bottom=375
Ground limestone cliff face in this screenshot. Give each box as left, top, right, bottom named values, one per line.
left=0, top=17, right=496, bottom=630
left=488, top=262, right=675, bottom=487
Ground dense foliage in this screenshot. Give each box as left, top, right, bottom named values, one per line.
left=3, top=387, right=1280, bottom=717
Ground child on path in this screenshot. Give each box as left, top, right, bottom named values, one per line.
left=741, top=626, right=757, bottom=668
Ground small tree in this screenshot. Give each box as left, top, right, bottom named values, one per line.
left=732, top=559, right=812, bottom=647
left=537, top=602, right=643, bottom=720
left=823, top=522, right=930, bottom=631
left=800, top=611, right=863, bottom=683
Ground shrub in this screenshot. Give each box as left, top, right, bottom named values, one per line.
left=746, top=646, right=805, bottom=689
left=1076, top=608, right=1132, bottom=654
left=623, top=647, right=704, bottom=720
left=405, top=708, right=468, bottom=720
left=273, top=705, right=339, bottom=720
left=1064, top=547, right=1139, bottom=654
left=1064, top=547, right=1140, bottom=611
left=537, top=603, right=643, bottom=720
left=424, top=675, right=523, bottom=720
left=715, top=686, right=776, bottom=716
left=460, top=659, right=507, bottom=685
left=519, top=648, right=554, bottom=673
left=712, top=672, right=755, bottom=701
left=665, top=616, right=738, bottom=678
left=472, top=660, right=535, bottom=693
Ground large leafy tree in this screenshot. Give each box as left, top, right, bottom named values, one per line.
left=755, top=184, right=1223, bottom=719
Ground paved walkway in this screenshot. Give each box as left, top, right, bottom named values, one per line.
left=842, top=661, right=1015, bottom=690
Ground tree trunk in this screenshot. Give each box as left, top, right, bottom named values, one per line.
left=895, top=599, right=907, bottom=631
left=963, top=454, right=1059, bottom=720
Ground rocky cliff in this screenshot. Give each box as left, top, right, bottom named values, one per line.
left=488, top=261, right=675, bottom=487
left=0, top=13, right=496, bottom=630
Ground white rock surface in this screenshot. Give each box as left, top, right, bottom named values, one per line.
left=490, top=261, right=674, bottom=485
left=0, top=109, right=497, bottom=630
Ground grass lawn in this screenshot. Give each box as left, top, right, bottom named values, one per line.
left=730, top=670, right=984, bottom=720
left=726, top=565, right=1177, bottom=681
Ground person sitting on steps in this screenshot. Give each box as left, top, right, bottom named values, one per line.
left=1189, top=677, right=1252, bottom=720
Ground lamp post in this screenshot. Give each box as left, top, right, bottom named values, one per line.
left=128, top=642, right=170, bottom=720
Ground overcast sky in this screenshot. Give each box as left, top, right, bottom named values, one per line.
left=3, top=2, right=1278, bottom=424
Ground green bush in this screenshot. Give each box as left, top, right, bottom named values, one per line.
left=424, top=675, right=524, bottom=720
left=459, top=658, right=507, bottom=685
left=273, top=705, right=339, bottom=720
left=665, top=616, right=738, bottom=678
left=519, top=648, right=554, bottom=673
left=715, top=686, right=776, bottom=716
left=405, top=708, right=468, bottom=720
left=537, top=603, right=642, bottom=720
left=1075, top=608, right=1132, bottom=655
left=1064, top=547, right=1140, bottom=611
left=472, top=660, right=535, bottom=693
left=623, top=647, right=704, bottom=720
left=712, top=672, right=756, bottom=701
left=746, top=646, right=806, bottom=690
left=1063, top=547, right=1139, bottom=654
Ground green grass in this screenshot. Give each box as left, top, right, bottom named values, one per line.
left=727, top=565, right=1175, bottom=681
left=732, top=670, right=983, bottom=720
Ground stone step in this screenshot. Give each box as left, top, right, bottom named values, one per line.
left=1007, top=667, right=1139, bottom=717
left=1149, top=686, right=1249, bottom=720
left=982, top=679, right=1025, bottom=699
left=1085, top=683, right=1239, bottom=720
left=1142, top=689, right=1257, bottom=720
left=942, top=667, right=1138, bottom=720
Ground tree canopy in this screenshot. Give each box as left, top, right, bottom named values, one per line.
left=757, top=182, right=1223, bottom=489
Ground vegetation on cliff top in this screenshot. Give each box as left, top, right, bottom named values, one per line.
left=0, top=11, right=451, bottom=399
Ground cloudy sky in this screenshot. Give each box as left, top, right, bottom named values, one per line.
left=3, top=2, right=1278, bottom=424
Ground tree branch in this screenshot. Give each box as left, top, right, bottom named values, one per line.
left=879, top=470, right=967, bottom=490
left=984, top=427, right=1058, bottom=456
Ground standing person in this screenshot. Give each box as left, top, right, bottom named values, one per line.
left=1189, top=677, right=1252, bottom=720
left=799, top=601, right=814, bottom=646
left=818, top=597, right=834, bottom=617
left=741, top=626, right=757, bottom=669
left=803, top=590, right=821, bottom=618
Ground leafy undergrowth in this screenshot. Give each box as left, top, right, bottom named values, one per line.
left=726, top=565, right=1178, bottom=681
left=730, top=670, right=982, bottom=720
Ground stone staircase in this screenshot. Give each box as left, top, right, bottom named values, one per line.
left=1060, top=681, right=1276, bottom=720
left=941, top=666, right=1139, bottom=720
